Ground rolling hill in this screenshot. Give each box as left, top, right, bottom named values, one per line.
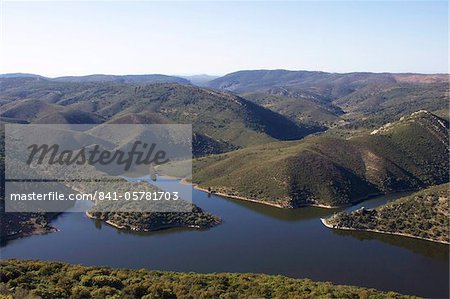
left=242, top=88, right=344, bottom=127
left=1, top=70, right=447, bottom=131
left=0, top=99, right=104, bottom=124
left=64, top=83, right=319, bottom=146
left=0, top=70, right=447, bottom=153
left=0, top=78, right=321, bottom=150
left=0, top=73, right=189, bottom=84
left=192, top=110, right=449, bottom=207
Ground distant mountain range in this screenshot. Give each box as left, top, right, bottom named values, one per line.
left=207, top=70, right=449, bottom=127
left=180, top=74, right=219, bottom=86
left=1, top=69, right=448, bottom=147
left=0, top=73, right=190, bottom=84
left=0, top=73, right=218, bottom=86
left=207, top=70, right=448, bottom=93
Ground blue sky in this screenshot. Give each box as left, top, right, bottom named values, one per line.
left=0, top=1, right=447, bottom=76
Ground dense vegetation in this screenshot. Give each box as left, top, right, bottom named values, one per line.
left=88, top=204, right=220, bottom=231
left=193, top=111, right=449, bottom=207
left=324, top=184, right=449, bottom=244
left=0, top=259, right=415, bottom=299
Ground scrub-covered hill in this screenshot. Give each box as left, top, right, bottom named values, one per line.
left=193, top=111, right=449, bottom=207
left=0, top=78, right=320, bottom=150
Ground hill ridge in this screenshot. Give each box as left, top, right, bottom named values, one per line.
left=193, top=110, right=449, bottom=207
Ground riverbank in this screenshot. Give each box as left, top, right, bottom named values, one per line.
left=0, top=224, right=59, bottom=243
left=184, top=177, right=416, bottom=211
left=2, top=180, right=448, bottom=298
left=180, top=177, right=335, bottom=209
left=321, top=184, right=450, bottom=245
left=85, top=210, right=217, bottom=232
left=192, top=183, right=287, bottom=208
left=320, top=217, right=450, bottom=245
left=0, top=213, right=60, bottom=243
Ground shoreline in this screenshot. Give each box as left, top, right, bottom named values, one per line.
left=85, top=211, right=217, bottom=232
left=1, top=212, right=62, bottom=243
left=180, top=177, right=336, bottom=209
left=175, top=177, right=415, bottom=211
left=193, top=184, right=287, bottom=208
left=1, top=226, right=59, bottom=243
left=320, top=218, right=450, bottom=245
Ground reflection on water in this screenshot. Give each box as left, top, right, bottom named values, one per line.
left=332, top=229, right=449, bottom=261
left=343, top=191, right=415, bottom=212
left=89, top=216, right=203, bottom=237
left=211, top=195, right=338, bottom=221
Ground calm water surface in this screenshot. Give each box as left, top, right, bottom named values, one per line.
left=1, top=178, right=448, bottom=298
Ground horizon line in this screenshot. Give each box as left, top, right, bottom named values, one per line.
left=1, top=69, right=449, bottom=79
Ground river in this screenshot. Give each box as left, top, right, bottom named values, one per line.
left=1, top=177, right=448, bottom=297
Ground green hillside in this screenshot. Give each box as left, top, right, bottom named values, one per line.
left=192, top=111, right=449, bottom=207
left=324, top=183, right=449, bottom=244
left=0, top=78, right=320, bottom=150
left=0, top=259, right=414, bottom=299
left=1, top=71, right=447, bottom=138
left=0, top=99, right=104, bottom=124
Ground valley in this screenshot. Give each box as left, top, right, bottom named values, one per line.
left=0, top=70, right=448, bottom=298
left=1, top=1, right=448, bottom=297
